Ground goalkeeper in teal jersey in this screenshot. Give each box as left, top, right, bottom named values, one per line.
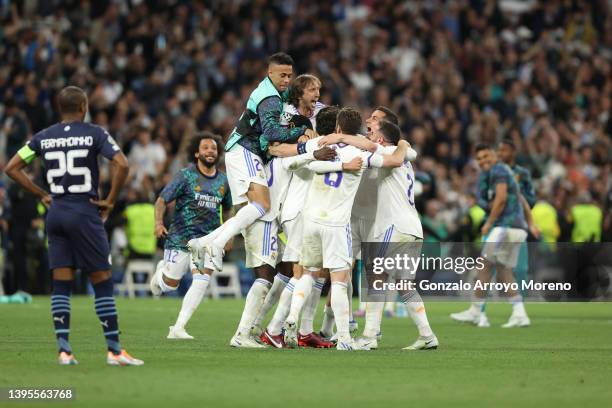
left=151, top=132, right=232, bottom=339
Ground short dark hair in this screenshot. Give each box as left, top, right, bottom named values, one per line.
left=288, top=114, right=313, bottom=131
left=288, top=74, right=321, bottom=107
left=378, top=120, right=401, bottom=145
left=268, top=52, right=294, bottom=67
left=58, top=86, right=87, bottom=115
left=188, top=131, right=223, bottom=163
left=499, top=138, right=516, bottom=150
left=336, top=107, right=363, bottom=135
left=316, top=106, right=340, bottom=136
left=375, top=106, right=399, bottom=126
left=475, top=143, right=493, bottom=153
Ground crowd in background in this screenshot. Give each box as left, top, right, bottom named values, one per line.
left=0, top=0, right=610, bottom=295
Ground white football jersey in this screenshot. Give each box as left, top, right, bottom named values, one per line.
left=372, top=146, right=423, bottom=239
left=262, top=152, right=316, bottom=222
left=304, top=144, right=384, bottom=227
left=280, top=137, right=342, bottom=223
left=281, top=102, right=326, bottom=131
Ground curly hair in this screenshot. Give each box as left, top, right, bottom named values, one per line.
left=187, top=131, right=223, bottom=163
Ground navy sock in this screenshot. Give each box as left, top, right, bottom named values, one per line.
left=93, top=278, right=121, bottom=355
left=51, top=280, right=72, bottom=354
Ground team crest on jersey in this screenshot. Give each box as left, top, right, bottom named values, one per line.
left=195, top=185, right=201, bottom=192
left=219, top=186, right=225, bottom=195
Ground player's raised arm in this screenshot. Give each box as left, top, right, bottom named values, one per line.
left=4, top=148, right=51, bottom=207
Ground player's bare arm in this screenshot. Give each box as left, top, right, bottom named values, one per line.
left=154, top=196, right=169, bottom=238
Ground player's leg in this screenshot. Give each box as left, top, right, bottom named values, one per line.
left=450, top=229, right=500, bottom=326
left=151, top=249, right=190, bottom=295
left=252, top=261, right=292, bottom=337
left=72, top=212, right=143, bottom=365
left=298, top=271, right=333, bottom=348
left=169, top=253, right=216, bottom=339
left=51, top=268, right=78, bottom=365
left=319, top=268, right=335, bottom=339
left=263, top=264, right=298, bottom=347
left=330, top=269, right=352, bottom=350
left=190, top=147, right=270, bottom=268
left=46, top=205, right=78, bottom=364
left=324, top=224, right=354, bottom=350
left=498, top=229, right=530, bottom=327
left=231, top=220, right=277, bottom=348
left=88, top=270, right=143, bottom=366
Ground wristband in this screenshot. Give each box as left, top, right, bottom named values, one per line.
left=297, top=142, right=307, bottom=155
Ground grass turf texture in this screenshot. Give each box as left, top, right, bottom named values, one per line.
left=1, top=297, right=611, bottom=408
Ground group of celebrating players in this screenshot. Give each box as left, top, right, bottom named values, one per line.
left=150, top=52, right=437, bottom=351
left=4, top=51, right=539, bottom=364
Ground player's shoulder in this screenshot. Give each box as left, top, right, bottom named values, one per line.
left=313, top=102, right=326, bottom=115
left=512, top=164, right=531, bottom=177
left=492, top=162, right=512, bottom=176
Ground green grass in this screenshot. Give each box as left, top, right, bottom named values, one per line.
left=1, top=297, right=611, bottom=408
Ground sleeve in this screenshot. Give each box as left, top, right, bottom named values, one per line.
left=380, top=145, right=418, bottom=161
left=257, top=96, right=306, bottom=143
left=97, top=127, right=122, bottom=160
left=490, top=165, right=510, bottom=188
left=307, top=161, right=343, bottom=173
left=362, top=151, right=384, bottom=168
left=476, top=174, right=490, bottom=210
left=519, top=168, right=536, bottom=208
left=304, top=137, right=321, bottom=153
left=280, top=151, right=315, bottom=171
left=17, top=132, right=42, bottom=164
left=159, top=171, right=186, bottom=203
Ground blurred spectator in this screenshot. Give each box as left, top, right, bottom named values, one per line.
left=123, top=188, right=156, bottom=260
left=1, top=98, right=28, bottom=163
left=0, top=0, right=610, bottom=294
left=6, top=169, right=44, bottom=294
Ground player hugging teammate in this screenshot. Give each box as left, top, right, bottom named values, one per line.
left=186, top=52, right=439, bottom=351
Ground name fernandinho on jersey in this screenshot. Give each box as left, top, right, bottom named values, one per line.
left=40, top=136, right=94, bottom=149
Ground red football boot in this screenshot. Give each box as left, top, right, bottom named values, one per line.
left=261, top=329, right=285, bottom=348
left=298, top=332, right=335, bottom=348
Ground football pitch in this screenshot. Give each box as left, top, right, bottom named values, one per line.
left=1, top=297, right=611, bottom=408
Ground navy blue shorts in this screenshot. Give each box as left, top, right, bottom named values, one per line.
left=46, top=199, right=111, bottom=272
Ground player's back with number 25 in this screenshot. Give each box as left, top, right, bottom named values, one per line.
left=21, top=122, right=121, bottom=210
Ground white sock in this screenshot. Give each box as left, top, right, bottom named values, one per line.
left=267, top=277, right=297, bottom=335
left=331, top=281, right=350, bottom=339
left=158, top=272, right=178, bottom=293
left=470, top=300, right=485, bottom=314
left=286, top=274, right=315, bottom=324
left=237, top=278, right=271, bottom=335
left=299, top=277, right=325, bottom=335
left=212, top=203, right=266, bottom=248
left=175, top=274, right=210, bottom=329
left=402, top=291, right=433, bottom=337
left=509, top=294, right=526, bottom=316
left=252, top=273, right=289, bottom=328
left=362, top=301, right=384, bottom=338
left=320, top=304, right=335, bottom=336
left=347, top=279, right=354, bottom=322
